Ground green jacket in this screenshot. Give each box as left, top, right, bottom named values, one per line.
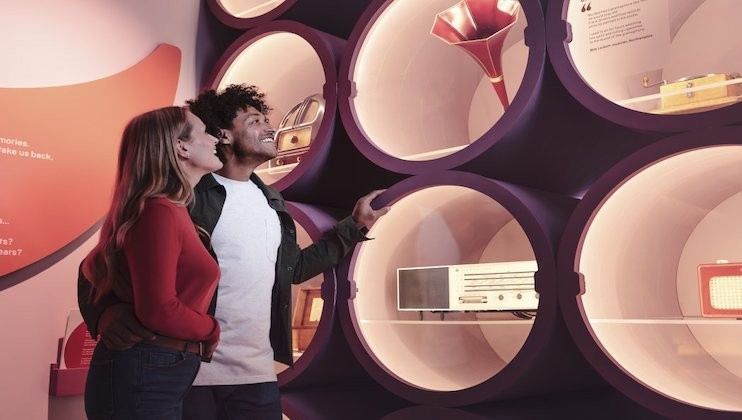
left=78, top=172, right=368, bottom=366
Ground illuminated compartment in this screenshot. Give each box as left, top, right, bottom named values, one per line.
left=338, top=171, right=594, bottom=406
left=337, top=0, right=546, bottom=174
left=274, top=202, right=367, bottom=387
left=558, top=126, right=742, bottom=417
left=546, top=0, right=742, bottom=131
left=205, top=20, right=343, bottom=193
left=207, top=0, right=296, bottom=29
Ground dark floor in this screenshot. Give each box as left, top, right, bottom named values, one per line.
left=280, top=381, right=667, bottom=420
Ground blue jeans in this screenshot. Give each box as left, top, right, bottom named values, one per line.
left=85, top=341, right=201, bottom=420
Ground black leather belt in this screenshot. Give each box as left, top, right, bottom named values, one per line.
left=150, top=335, right=204, bottom=357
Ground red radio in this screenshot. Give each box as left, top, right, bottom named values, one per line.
left=698, top=261, right=742, bottom=318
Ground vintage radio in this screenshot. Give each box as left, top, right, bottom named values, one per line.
left=397, top=260, right=538, bottom=312
left=268, top=94, right=325, bottom=169
left=657, top=73, right=741, bottom=113
left=291, top=287, right=322, bottom=352
left=698, top=261, right=742, bottom=318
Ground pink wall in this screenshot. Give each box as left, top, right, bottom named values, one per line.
left=0, top=1, right=207, bottom=419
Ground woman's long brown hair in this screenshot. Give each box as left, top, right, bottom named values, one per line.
left=82, top=106, right=194, bottom=302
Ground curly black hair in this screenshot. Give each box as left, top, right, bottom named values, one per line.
left=186, top=84, right=272, bottom=138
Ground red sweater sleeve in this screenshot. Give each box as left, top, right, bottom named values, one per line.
left=124, top=199, right=219, bottom=342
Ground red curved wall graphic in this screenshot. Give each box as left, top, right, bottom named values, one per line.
left=0, top=44, right=181, bottom=278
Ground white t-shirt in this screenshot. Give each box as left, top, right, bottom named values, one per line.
left=193, top=173, right=281, bottom=385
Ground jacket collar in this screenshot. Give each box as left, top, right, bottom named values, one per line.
left=196, top=172, right=285, bottom=209
left=195, top=172, right=221, bottom=193
left=249, top=173, right=283, bottom=204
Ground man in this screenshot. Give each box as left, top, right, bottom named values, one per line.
left=78, top=84, right=390, bottom=419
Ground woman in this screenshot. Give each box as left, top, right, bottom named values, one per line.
left=82, top=106, right=223, bottom=419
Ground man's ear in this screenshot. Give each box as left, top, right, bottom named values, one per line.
left=220, top=130, right=232, bottom=145
left=176, top=138, right=190, bottom=159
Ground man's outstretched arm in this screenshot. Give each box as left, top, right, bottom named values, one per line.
left=77, top=263, right=155, bottom=350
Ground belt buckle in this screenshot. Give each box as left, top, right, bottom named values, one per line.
left=199, top=342, right=213, bottom=363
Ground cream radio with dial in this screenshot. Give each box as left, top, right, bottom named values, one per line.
left=397, top=260, right=538, bottom=312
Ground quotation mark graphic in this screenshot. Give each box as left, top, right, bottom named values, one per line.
left=581, top=2, right=592, bottom=12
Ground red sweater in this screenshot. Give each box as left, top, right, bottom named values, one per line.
left=124, top=197, right=219, bottom=343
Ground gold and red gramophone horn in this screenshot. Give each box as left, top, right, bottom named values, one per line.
left=431, top=0, right=520, bottom=110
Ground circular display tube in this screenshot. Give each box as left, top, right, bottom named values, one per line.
left=338, top=0, right=546, bottom=174
left=204, top=20, right=344, bottom=195
left=207, top=0, right=296, bottom=29
left=275, top=202, right=367, bottom=387
left=546, top=0, right=742, bottom=132
left=559, top=126, right=742, bottom=418
left=338, top=171, right=598, bottom=406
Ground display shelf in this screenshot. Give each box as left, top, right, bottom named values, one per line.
left=207, top=0, right=296, bottom=29
left=588, top=318, right=742, bottom=325
left=546, top=0, right=742, bottom=132
left=558, top=126, right=742, bottom=418
left=275, top=202, right=367, bottom=388
left=615, top=77, right=742, bottom=115
left=337, top=0, right=546, bottom=174
left=337, top=171, right=601, bottom=406
left=204, top=20, right=343, bottom=193
left=49, top=364, right=88, bottom=397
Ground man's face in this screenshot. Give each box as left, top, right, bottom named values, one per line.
left=227, top=106, right=276, bottom=163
